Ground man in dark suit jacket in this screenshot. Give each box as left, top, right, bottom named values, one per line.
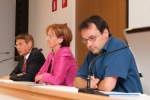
left=0, top=33, right=45, bottom=82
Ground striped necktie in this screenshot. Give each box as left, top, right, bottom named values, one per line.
left=22, top=58, right=27, bottom=73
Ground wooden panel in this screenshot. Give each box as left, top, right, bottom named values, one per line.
left=75, top=0, right=126, bottom=67
left=98, top=0, right=119, bottom=38
left=119, top=0, right=126, bottom=41
left=75, top=0, right=93, bottom=67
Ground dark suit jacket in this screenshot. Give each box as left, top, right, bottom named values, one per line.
left=10, top=48, right=45, bottom=82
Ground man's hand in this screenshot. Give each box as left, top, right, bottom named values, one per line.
left=90, top=76, right=100, bottom=89
left=17, top=73, right=25, bottom=76
left=0, top=76, right=10, bottom=80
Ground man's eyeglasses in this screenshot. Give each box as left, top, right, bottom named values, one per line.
left=82, top=34, right=100, bottom=44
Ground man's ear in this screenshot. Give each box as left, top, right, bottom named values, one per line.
left=102, top=28, right=109, bottom=37
left=27, top=41, right=32, bottom=47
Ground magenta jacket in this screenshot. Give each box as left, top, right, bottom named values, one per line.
left=35, top=47, right=78, bottom=86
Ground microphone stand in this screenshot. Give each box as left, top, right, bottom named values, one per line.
left=0, top=48, right=43, bottom=63
left=0, top=56, right=20, bottom=63
left=78, top=46, right=129, bottom=96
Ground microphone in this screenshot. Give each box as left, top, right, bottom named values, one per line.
left=0, top=52, right=9, bottom=54
left=0, top=48, right=43, bottom=63
left=37, top=48, right=43, bottom=52
left=78, top=46, right=129, bottom=96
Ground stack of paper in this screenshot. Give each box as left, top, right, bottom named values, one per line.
left=0, top=80, right=14, bottom=83
left=35, top=85, right=78, bottom=93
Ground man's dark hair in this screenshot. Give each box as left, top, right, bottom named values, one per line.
left=78, top=15, right=111, bottom=37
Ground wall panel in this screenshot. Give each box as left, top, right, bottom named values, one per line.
left=76, top=0, right=126, bottom=67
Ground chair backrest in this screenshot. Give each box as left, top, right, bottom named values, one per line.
left=124, top=26, right=150, bottom=94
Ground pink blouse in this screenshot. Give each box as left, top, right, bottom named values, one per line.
left=35, top=47, right=78, bottom=86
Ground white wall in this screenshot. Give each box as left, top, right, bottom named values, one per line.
left=0, top=0, right=17, bottom=77
left=128, top=0, right=150, bottom=28
left=29, top=0, right=76, bottom=57
left=0, top=0, right=76, bottom=77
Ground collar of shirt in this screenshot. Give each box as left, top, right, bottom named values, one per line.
left=24, top=52, right=31, bottom=60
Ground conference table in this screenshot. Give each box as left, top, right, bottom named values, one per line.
left=0, top=81, right=150, bottom=100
